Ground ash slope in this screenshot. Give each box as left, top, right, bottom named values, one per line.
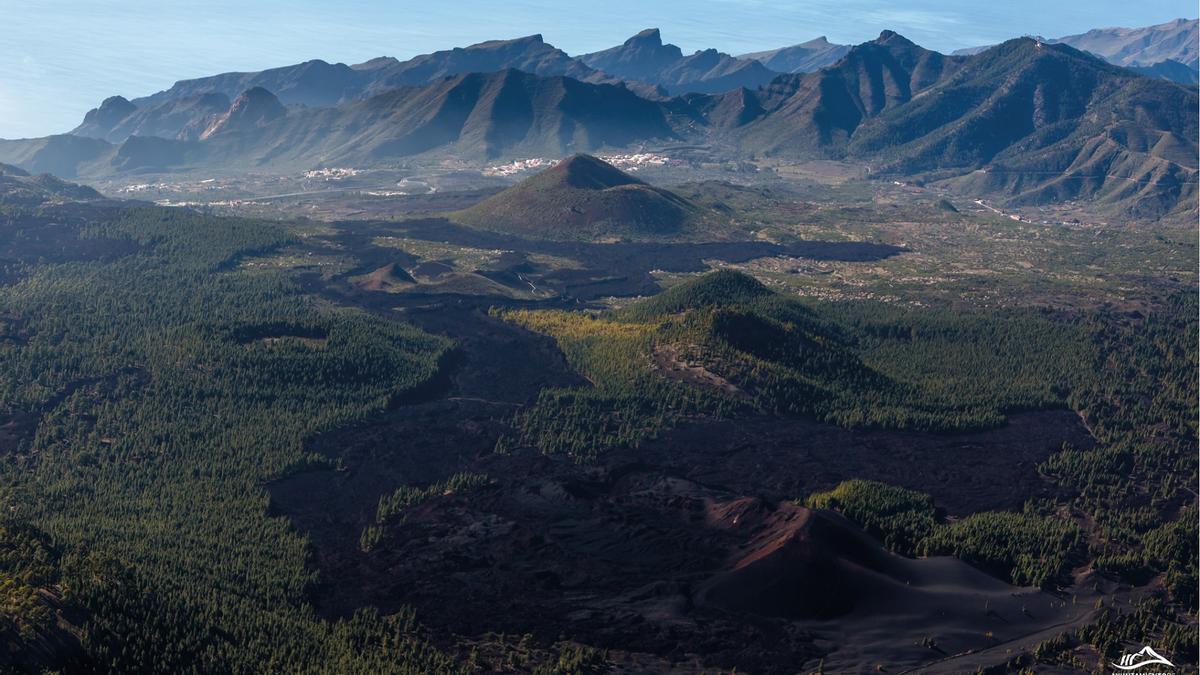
left=455, top=153, right=706, bottom=239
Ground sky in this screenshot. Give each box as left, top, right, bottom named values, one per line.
left=0, top=0, right=1194, bottom=138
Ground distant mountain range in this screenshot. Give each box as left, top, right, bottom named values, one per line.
left=73, top=31, right=775, bottom=145
left=712, top=31, right=1196, bottom=218
left=11, top=69, right=678, bottom=173
left=1055, top=18, right=1197, bottom=68
left=579, top=28, right=779, bottom=94
left=738, top=37, right=852, bottom=74
left=0, top=22, right=1195, bottom=220
left=112, top=35, right=620, bottom=114
left=955, top=18, right=1198, bottom=84
left=62, top=19, right=1198, bottom=149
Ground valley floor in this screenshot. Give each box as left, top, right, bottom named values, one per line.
left=0, top=166, right=1193, bottom=673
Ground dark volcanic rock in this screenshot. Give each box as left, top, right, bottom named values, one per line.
left=456, top=154, right=700, bottom=238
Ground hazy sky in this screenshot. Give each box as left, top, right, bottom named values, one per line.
left=1, top=0, right=1194, bottom=138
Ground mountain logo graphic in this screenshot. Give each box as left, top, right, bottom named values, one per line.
left=1112, top=646, right=1174, bottom=670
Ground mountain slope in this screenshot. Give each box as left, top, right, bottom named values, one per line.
left=578, top=29, right=684, bottom=81
left=198, top=87, right=287, bottom=140
left=619, top=269, right=774, bottom=318
left=254, top=70, right=677, bottom=163
left=849, top=39, right=1198, bottom=217
left=580, top=29, right=779, bottom=94
left=710, top=32, right=1197, bottom=218
left=73, top=93, right=232, bottom=143
left=721, top=31, right=960, bottom=154
left=954, top=19, right=1199, bottom=84
left=1052, top=18, right=1198, bottom=68
left=0, top=163, right=103, bottom=205
left=17, top=70, right=680, bottom=175
left=146, top=71, right=674, bottom=169
left=455, top=153, right=702, bottom=238
left=1130, top=59, right=1199, bottom=84
left=364, top=34, right=607, bottom=95
left=14, top=30, right=1198, bottom=219
left=134, top=59, right=369, bottom=109
left=79, top=35, right=622, bottom=144
left=738, top=37, right=852, bottom=74
left=0, top=135, right=112, bottom=178
left=72, top=96, right=138, bottom=140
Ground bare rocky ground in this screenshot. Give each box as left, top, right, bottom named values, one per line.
left=269, top=257, right=1108, bottom=672
left=270, top=404, right=1109, bottom=673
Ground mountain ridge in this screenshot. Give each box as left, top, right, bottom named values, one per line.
left=580, top=28, right=779, bottom=94
left=76, top=33, right=707, bottom=145
left=700, top=33, right=1197, bottom=218
left=738, top=37, right=852, bottom=74
left=954, top=18, right=1199, bottom=83
left=49, top=69, right=679, bottom=171
left=4, top=28, right=1195, bottom=220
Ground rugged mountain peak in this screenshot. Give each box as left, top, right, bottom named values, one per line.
left=75, top=96, right=138, bottom=137
left=229, top=87, right=286, bottom=118
left=579, top=29, right=686, bottom=79
left=628, top=29, right=683, bottom=60
left=832, top=29, right=934, bottom=70
left=806, top=29, right=939, bottom=85
left=875, top=30, right=916, bottom=47
left=200, top=87, right=286, bottom=140
left=94, top=95, right=136, bottom=117
left=582, top=29, right=774, bottom=93
left=627, top=28, right=664, bottom=45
